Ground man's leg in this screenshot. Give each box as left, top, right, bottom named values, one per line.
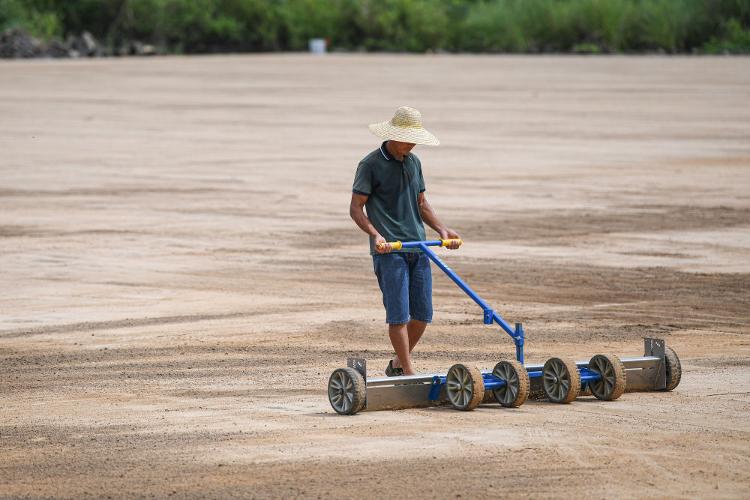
left=407, top=319, right=427, bottom=350
left=392, top=319, right=426, bottom=370
left=393, top=253, right=432, bottom=371
left=373, top=253, right=412, bottom=375
left=389, top=323, right=415, bottom=375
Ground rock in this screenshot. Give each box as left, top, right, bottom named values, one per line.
left=119, top=41, right=159, bottom=56
left=0, top=28, right=43, bottom=58
left=81, top=31, right=101, bottom=56
left=0, top=28, right=151, bottom=59
left=137, top=43, right=157, bottom=56
left=68, top=31, right=102, bottom=57
left=45, top=39, right=71, bottom=58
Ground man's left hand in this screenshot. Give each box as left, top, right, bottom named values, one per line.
left=440, top=229, right=462, bottom=249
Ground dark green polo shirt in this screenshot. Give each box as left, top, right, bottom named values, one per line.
left=353, top=141, right=426, bottom=254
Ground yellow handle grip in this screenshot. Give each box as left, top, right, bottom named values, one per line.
left=441, top=238, right=463, bottom=248
left=376, top=241, right=402, bottom=251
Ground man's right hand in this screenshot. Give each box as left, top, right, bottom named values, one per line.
left=374, top=235, right=392, bottom=254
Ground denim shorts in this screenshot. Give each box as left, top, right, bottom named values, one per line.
left=372, top=252, right=433, bottom=325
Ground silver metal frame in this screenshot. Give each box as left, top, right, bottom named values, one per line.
left=351, top=337, right=674, bottom=412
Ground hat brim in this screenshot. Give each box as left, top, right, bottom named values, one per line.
left=368, top=121, right=440, bottom=146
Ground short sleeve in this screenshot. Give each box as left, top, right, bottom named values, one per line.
left=352, top=161, right=372, bottom=195
left=417, top=159, right=426, bottom=193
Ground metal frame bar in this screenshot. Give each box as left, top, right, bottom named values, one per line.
left=413, top=241, right=526, bottom=363
left=358, top=339, right=670, bottom=411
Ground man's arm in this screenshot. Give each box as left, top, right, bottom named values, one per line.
left=350, top=193, right=391, bottom=253
left=418, top=192, right=461, bottom=249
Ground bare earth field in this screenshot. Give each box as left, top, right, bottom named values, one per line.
left=1, top=55, right=749, bottom=499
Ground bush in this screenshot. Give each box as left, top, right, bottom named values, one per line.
left=457, top=1, right=528, bottom=52
left=2, top=0, right=749, bottom=54
left=0, top=0, right=62, bottom=39
left=703, top=18, right=750, bottom=53
left=566, top=0, right=638, bottom=52
left=351, top=0, right=450, bottom=52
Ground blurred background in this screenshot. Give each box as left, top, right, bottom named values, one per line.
left=1, top=0, right=750, bottom=57
left=2, top=2, right=750, bottom=498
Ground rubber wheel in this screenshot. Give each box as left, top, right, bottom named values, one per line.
left=588, top=354, right=626, bottom=401
left=328, top=367, right=366, bottom=415
left=446, top=364, right=484, bottom=411
left=543, top=357, right=581, bottom=404
left=662, top=346, right=682, bottom=391
left=492, top=360, right=530, bottom=408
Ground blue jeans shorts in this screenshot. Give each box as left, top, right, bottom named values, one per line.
left=372, top=252, right=433, bottom=325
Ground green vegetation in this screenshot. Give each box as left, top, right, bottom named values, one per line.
left=1, top=0, right=749, bottom=54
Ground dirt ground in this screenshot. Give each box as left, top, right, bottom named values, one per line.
left=1, top=54, right=749, bottom=499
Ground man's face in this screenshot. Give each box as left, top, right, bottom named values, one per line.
left=390, top=140, right=416, bottom=158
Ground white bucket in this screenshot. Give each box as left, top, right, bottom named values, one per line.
left=309, top=38, right=327, bottom=54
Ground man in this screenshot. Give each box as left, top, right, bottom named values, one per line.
left=350, top=106, right=461, bottom=377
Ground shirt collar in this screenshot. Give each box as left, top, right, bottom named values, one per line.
left=379, top=141, right=393, bottom=161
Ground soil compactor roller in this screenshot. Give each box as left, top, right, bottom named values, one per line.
left=328, top=239, right=681, bottom=415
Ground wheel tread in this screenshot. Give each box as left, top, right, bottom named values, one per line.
left=663, top=346, right=682, bottom=391
left=493, top=359, right=530, bottom=408
left=446, top=363, right=484, bottom=411
left=328, top=367, right=366, bottom=415
left=543, top=357, right=581, bottom=404
left=589, top=353, right=626, bottom=401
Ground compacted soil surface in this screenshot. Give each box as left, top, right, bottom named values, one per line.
left=1, top=55, right=749, bottom=499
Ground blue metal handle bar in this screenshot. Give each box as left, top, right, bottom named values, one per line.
left=399, top=240, right=444, bottom=248
left=395, top=240, right=526, bottom=363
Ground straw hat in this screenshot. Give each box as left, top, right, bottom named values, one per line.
left=368, top=106, right=440, bottom=146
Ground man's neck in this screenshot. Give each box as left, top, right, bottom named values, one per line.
left=385, top=141, right=405, bottom=162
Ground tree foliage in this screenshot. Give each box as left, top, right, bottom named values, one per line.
left=1, top=0, right=749, bottom=54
